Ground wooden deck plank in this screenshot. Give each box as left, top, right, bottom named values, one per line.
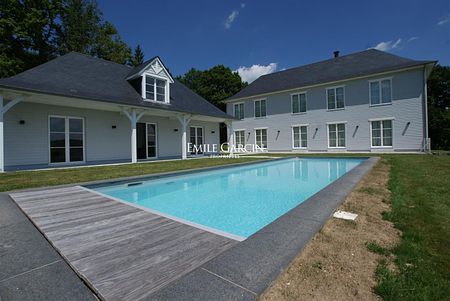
left=10, top=186, right=238, bottom=301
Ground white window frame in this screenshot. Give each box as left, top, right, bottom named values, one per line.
left=254, top=127, right=268, bottom=149
left=233, top=102, right=245, bottom=120
left=369, top=117, right=394, bottom=148
left=369, top=77, right=393, bottom=106
left=292, top=124, right=308, bottom=149
left=48, top=115, right=85, bottom=165
left=326, top=121, right=347, bottom=148
left=145, top=122, right=158, bottom=158
left=291, top=92, right=307, bottom=114
left=254, top=99, right=267, bottom=118
left=326, top=85, right=345, bottom=111
left=234, top=129, right=246, bottom=147
left=189, top=125, right=204, bottom=156
left=142, top=73, right=170, bottom=103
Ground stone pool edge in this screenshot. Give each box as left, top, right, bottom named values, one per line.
left=147, top=156, right=380, bottom=301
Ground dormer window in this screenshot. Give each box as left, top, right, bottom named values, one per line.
left=127, top=57, right=174, bottom=104
left=145, top=76, right=166, bottom=102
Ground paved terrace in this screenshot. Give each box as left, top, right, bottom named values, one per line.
left=9, top=186, right=237, bottom=301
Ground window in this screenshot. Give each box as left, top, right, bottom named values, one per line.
left=370, top=79, right=392, bottom=105
left=327, top=87, right=345, bottom=110
left=371, top=119, right=393, bottom=147
left=292, top=93, right=307, bottom=114
left=255, top=129, right=267, bottom=148
left=254, top=99, right=266, bottom=118
left=293, top=126, right=307, bottom=148
left=234, top=130, right=245, bottom=147
left=147, top=123, right=157, bottom=158
left=49, top=116, right=84, bottom=163
left=145, top=75, right=166, bottom=102
left=190, top=126, right=203, bottom=155
left=328, top=123, right=346, bottom=148
left=234, top=103, right=244, bottom=119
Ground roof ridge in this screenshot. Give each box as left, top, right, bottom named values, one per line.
left=257, top=49, right=413, bottom=79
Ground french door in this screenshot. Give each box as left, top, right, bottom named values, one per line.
left=190, top=126, right=203, bottom=155
left=137, top=122, right=157, bottom=159
left=49, top=116, right=84, bottom=163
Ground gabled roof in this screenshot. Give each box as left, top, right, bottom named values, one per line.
left=0, top=52, right=231, bottom=119
left=126, top=56, right=174, bottom=82
left=228, top=49, right=436, bottom=101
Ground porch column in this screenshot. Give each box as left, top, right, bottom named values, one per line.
left=225, top=120, right=234, bottom=155
left=0, top=95, right=3, bottom=172
left=123, top=108, right=145, bottom=163
left=176, top=114, right=192, bottom=159
left=0, top=95, right=22, bottom=172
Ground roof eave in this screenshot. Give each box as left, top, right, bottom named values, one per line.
left=225, top=62, right=434, bottom=103
left=0, top=84, right=233, bottom=120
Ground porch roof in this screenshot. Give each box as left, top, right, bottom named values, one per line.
left=0, top=52, right=233, bottom=120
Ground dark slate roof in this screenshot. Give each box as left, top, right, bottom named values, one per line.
left=0, top=52, right=231, bottom=119
left=228, top=49, right=435, bottom=100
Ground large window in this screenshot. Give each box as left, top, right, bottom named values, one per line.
left=255, top=129, right=267, bottom=148
left=292, top=93, right=307, bottom=114
left=328, top=123, right=346, bottom=148
left=190, top=126, right=203, bottom=155
left=371, top=119, right=393, bottom=147
left=327, top=87, right=345, bottom=110
left=254, top=99, right=266, bottom=118
left=370, top=79, right=392, bottom=105
left=293, top=125, right=307, bottom=148
left=49, top=116, right=84, bottom=163
left=234, top=103, right=244, bottom=119
left=145, top=75, right=166, bottom=102
left=234, top=130, right=245, bottom=147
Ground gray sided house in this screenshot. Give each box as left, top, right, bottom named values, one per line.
left=226, top=49, right=436, bottom=153
left=0, top=53, right=233, bottom=172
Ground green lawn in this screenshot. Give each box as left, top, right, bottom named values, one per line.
left=375, top=155, right=450, bottom=300
left=0, top=157, right=263, bottom=192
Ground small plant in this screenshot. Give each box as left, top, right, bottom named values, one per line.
left=366, top=242, right=390, bottom=256
left=312, top=261, right=323, bottom=270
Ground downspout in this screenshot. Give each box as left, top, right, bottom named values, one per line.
left=423, top=65, right=430, bottom=153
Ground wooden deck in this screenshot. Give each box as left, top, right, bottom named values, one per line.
left=10, top=186, right=238, bottom=301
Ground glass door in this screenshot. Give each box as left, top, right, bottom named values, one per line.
left=146, top=123, right=157, bottom=158
left=190, top=126, right=203, bottom=155
left=49, top=116, right=84, bottom=163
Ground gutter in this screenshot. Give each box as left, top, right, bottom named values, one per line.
left=0, top=85, right=235, bottom=121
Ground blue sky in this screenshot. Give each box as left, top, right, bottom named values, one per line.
left=98, top=0, right=450, bottom=82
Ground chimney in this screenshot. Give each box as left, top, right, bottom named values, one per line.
left=333, top=51, right=340, bottom=58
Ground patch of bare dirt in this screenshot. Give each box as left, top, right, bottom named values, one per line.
left=260, top=159, right=400, bottom=301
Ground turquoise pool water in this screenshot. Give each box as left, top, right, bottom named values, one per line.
left=91, top=158, right=364, bottom=239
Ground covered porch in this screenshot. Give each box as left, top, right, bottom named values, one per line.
left=0, top=89, right=234, bottom=172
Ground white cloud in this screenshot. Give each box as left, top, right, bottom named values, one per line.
left=235, top=63, right=278, bottom=83
left=372, top=38, right=402, bottom=51
left=408, top=36, right=419, bottom=42
left=224, top=3, right=246, bottom=29
left=225, top=10, right=239, bottom=29
left=437, top=15, right=450, bottom=26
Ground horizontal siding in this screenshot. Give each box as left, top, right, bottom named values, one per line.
left=227, top=68, right=425, bottom=152
left=4, top=102, right=220, bottom=167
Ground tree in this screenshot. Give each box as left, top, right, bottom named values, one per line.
left=0, top=0, right=133, bottom=78
left=130, top=44, right=145, bottom=66
left=0, top=0, right=62, bottom=77
left=427, top=64, right=450, bottom=150
left=177, top=65, right=247, bottom=111
left=177, top=65, right=247, bottom=143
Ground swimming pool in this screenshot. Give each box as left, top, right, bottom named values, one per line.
left=90, top=158, right=364, bottom=239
